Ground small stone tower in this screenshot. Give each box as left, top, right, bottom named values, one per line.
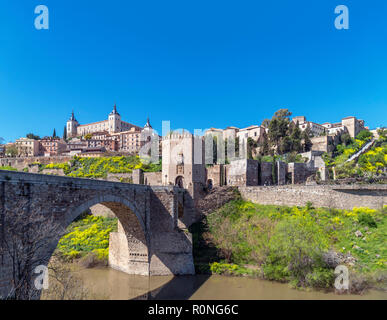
left=108, top=104, right=121, bottom=133
left=66, top=111, right=79, bottom=138
left=162, top=131, right=206, bottom=193
left=162, top=131, right=206, bottom=226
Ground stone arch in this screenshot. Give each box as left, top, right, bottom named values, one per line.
left=175, top=176, right=184, bottom=188
left=45, top=194, right=150, bottom=278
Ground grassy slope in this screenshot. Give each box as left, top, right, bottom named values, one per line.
left=56, top=215, right=118, bottom=261
left=192, top=199, right=387, bottom=291
left=42, top=155, right=161, bottom=178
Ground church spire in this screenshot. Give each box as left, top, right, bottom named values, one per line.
left=110, top=103, right=120, bottom=115
left=70, top=110, right=76, bottom=121
left=144, top=116, right=152, bottom=129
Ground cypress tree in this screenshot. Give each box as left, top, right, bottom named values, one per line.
left=63, top=126, right=67, bottom=140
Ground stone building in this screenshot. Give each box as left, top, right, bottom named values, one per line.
left=322, top=116, right=365, bottom=138
left=205, top=124, right=267, bottom=159
left=66, top=105, right=142, bottom=138
left=14, top=138, right=40, bottom=157
left=341, top=116, right=365, bottom=138
left=65, top=106, right=158, bottom=155
left=162, top=132, right=206, bottom=191
left=292, top=116, right=327, bottom=136
left=237, top=125, right=266, bottom=147
left=39, top=137, right=67, bottom=156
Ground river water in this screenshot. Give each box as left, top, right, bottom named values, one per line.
left=72, top=267, right=387, bottom=300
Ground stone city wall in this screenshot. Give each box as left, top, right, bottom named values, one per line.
left=226, top=159, right=259, bottom=186
left=239, top=184, right=387, bottom=210
left=144, top=172, right=162, bottom=186
left=0, top=156, right=72, bottom=171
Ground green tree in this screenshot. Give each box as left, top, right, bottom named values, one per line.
left=377, top=128, right=387, bottom=141
left=267, top=108, right=292, bottom=155
left=302, top=128, right=313, bottom=152
left=340, top=133, right=352, bottom=146
left=5, top=145, right=18, bottom=157
left=63, top=126, right=67, bottom=140
left=279, top=136, right=292, bottom=154
left=26, top=133, right=40, bottom=140
left=356, top=130, right=373, bottom=141
left=260, top=137, right=270, bottom=156
left=261, top=119, right=271, bottom=128
left=247, top=137, right=258, bottom=159
left=289, top=122, right=302, bottom=153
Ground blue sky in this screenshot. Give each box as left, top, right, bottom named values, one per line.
left=0, top=0, right=386, bottom=142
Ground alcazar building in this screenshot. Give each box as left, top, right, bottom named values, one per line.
left=66, top=105, right=142, bottom=138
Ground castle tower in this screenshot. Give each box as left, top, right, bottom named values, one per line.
left=162, top=132, right=206, bottom=192
left=66, top=111, right=79, bottom=138
left=108, top=104, right=121, bottom=133
left=162, top=131, right=206, bottom=227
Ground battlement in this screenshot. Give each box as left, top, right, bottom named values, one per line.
left=162, top=132, right=203, bottom=140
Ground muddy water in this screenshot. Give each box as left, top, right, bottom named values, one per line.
left=74, top=267, right=387, bottom=300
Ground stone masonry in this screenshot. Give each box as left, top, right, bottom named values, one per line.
left=239, top=185, right=387, bottom=210
left=0, top=170, right=195, bottom=299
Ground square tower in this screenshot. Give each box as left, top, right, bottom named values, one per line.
left=162, top=132, right=206, bottom=194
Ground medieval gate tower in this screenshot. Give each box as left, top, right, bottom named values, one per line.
left=162, top=132, right=206, bottom=225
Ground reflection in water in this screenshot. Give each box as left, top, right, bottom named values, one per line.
left=74, top=267, right=387, bottom=300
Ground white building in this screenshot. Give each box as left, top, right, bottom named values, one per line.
left=66, top=105, right=142, bottom=138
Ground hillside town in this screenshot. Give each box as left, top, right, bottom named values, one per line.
left=0, top=103, right=380, bottom=159
left=1, top=105, right=385, bottom=190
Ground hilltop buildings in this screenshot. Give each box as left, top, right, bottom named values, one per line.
left=3, top=106, right=373, bottom=160
left=66, top=105, right=142, bottom=138
left=65, top=105, right=156, bottom=156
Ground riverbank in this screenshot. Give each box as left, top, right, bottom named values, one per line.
left=42, top=265, right=387, bottom=300
left=53, top=200, right=386, bottom=296
left=191, top=199, right=387, bottom=294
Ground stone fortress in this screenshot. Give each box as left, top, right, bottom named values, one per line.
left=66, top=104, right=141, bottom=137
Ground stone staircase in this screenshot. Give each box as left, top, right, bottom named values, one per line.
left=345, top=139, right=375, bottom=163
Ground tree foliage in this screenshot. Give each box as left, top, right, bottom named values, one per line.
left=26, top=133, right=40, bottom=140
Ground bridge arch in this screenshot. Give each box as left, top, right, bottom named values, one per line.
left=45, top=193, right=150, bottom=279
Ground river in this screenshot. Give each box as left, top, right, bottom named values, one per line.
left=68, top=267, right=387, bottom=300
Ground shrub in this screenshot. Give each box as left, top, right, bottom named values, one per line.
left=305, top=268, right=335, bottom=288
left=358, top=213, right=377, bottom=228
left=0, top=166, right=17, bottom=171
left=263, top=216, right=331, bottom=288
left=356, top=130, right=373, bottom=142
left=209, top=262, right=255, bottom=276
left=57, top=215, right=117, bottom=261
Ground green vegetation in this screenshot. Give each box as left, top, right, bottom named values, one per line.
left=56, top=214, right=117, bottom=262
left=194, top=199, right=387, bottom=291
left=0, top=166, right=17, bottom=171
left=26, top=133, right=40, bottom=140
left=41, top=155, right=161, bottom=179
left=264, top=109, right=313, bottom=156
left=324, top=129, right=387, bottom=179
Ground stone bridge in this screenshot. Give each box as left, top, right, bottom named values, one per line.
left=0, top=170, right=196, bottom=299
